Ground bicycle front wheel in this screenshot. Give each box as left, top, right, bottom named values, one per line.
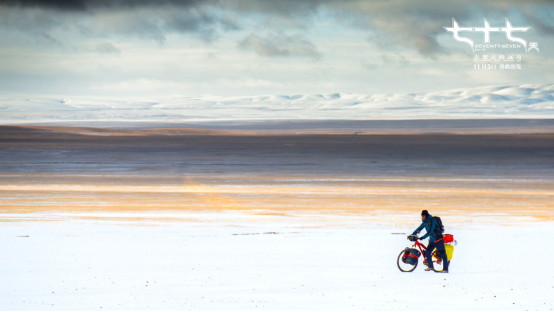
left=397, top=249, right=418, bottom=272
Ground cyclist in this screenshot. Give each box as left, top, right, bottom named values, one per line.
left=411, top=210, right=449, bottom=273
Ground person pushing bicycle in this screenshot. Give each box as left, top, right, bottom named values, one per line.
left=411, top=210, right=449, bottom=273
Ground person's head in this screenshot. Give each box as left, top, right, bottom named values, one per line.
left=421, top=210, right=429, bottom=221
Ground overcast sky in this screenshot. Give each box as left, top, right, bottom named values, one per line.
left=0, top=0, right=553, bottom=97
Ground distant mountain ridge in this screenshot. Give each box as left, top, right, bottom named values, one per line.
left=1, top=84, right=553, bottom=124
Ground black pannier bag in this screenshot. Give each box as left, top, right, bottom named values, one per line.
left=406, top=248, right=421, bottom=265
left=401, top=248, right=410, bottom=263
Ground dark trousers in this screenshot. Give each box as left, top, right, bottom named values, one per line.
left=425, top=238, right=449, bottom=271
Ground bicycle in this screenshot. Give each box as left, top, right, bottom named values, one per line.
left=397, top=234, right=455, bottom=272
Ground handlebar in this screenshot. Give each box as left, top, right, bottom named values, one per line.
left=407, top=235, right=419, bottom=242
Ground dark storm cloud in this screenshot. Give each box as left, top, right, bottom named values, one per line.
left=0, top=0, right=228, bottom=43
left=0, top=0, right=207, bottom=11
left=0, top=0, right=83, bottom=10
left=1, top=0, right=553, bottom=54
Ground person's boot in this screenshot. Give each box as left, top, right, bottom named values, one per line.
left=424, top=267, right=433, bottom=271
left=435, top=269, right=449, bottom=273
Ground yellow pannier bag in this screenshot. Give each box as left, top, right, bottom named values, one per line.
left=432, top=244, right=454, bottom=261
left=445, top=244, right=454, bottom=261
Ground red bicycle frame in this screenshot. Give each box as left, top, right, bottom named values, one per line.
left=413, top=240, right=443, bottom=265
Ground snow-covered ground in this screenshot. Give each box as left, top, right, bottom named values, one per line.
left=1, top=217, right=552, bottom=310
left=1, top=84, right=554, bottom=124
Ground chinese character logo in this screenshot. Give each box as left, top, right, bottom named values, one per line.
left=444, top=19, right=474, bottom=51
left=501, top=19, right=529, bottom=52
left=444, top=18, right=537, bottom=53
left=474, top=19, right=498, bottom=43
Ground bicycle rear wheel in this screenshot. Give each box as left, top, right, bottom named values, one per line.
left=397, top=249, right=418, bottom=272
